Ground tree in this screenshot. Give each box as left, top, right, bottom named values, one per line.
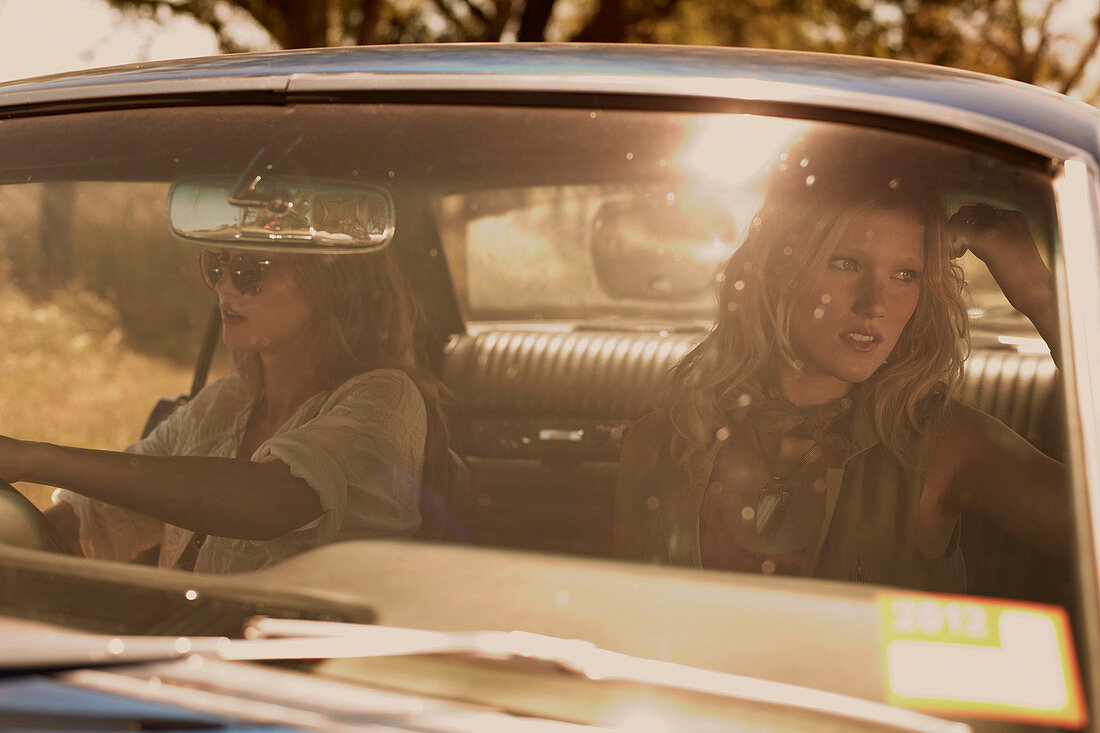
left=109, top=0, right=553, bottom=46
left=108, top=0, right=1100, bottom=103
left=644, top=0, right=1100, bottom=102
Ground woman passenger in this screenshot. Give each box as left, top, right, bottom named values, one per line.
left=614, top=134, right=1067, bottom=591
left=0, top=247, right=450, bottom=572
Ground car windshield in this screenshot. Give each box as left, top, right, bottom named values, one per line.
left=0, top=99, right=1080, bottom=727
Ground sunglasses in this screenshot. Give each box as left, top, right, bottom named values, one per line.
left=199, top=251, right=276, bottom=296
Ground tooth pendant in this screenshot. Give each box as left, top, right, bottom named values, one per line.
left=755, top=478, right=791, bottom=538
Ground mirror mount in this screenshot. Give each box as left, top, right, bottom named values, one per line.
left=226, top=135, right=304, bottom=213
left=228, top=176, right=294, bottom=214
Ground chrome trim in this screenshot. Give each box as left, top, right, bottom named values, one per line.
left=222, top=618, right=971, bottom=733
left=0, top=71, right=1094, bottom=166
left=1052, top=158, right=1100, bottom=710
left=0, top=75, right=291, bottom=106
left=286, top=72, right=1093, bottom=160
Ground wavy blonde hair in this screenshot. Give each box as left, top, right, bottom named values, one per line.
left=665, top=134, right=970, bottom=483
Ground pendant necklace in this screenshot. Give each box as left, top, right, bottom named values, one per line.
left=752, top=429, right=821, bottom=539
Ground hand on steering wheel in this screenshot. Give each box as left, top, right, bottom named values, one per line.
left=0, top=481, right=69, bottom=554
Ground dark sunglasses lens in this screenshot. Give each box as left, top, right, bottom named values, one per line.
left=231, top=260, right=264, bottom=295
left=199, top=252, right=265, bottom=295
left=199, top=251, right=223, bottom=289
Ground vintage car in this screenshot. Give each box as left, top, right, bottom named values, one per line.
left=0, top=43, right=1095, bottom=730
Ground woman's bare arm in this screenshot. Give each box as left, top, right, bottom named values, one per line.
left=936, top=403, right=1069, bottom=558
left=2, top=438, right=322, bottom=541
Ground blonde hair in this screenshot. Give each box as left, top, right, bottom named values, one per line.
left=665, top=135, right=969, bottom=483
left=236, top=247, right=453, bottom=502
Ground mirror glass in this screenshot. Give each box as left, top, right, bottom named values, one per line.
left=168, top=175, right=395, bottom=252
left=591, top=194, right=736, bottom=300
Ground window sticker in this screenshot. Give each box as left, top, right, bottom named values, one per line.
left=876, top=592, right=1086, bottom=728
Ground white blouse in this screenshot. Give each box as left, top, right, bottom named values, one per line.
left=59, top=368, right=426, bottom=573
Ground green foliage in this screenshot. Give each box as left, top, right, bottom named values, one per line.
left=0, top=182, right=214, bottom=364
left=105, top=0, right=1100, bottom=103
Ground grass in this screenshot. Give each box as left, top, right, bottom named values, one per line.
left=1, top=278, right=194, bottom=509
left=0, top=180, right=231, bottom=511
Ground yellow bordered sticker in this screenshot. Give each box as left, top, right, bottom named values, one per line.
left=876, top=592, right=1086, bottom=728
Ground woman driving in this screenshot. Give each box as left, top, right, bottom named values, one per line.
left=614, top=132, right=1067, bottom=591
left=0, top=246, right=450, bottom=573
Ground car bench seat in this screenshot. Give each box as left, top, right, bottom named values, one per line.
left=442, top=328, right=1066, bottom=601
left=442, top=328, right=697, bottom=556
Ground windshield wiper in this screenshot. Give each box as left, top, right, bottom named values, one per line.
left=217, top=617, right=970, bottom=733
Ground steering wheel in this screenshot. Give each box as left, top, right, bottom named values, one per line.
left=0, top=481, right=67, bottom=553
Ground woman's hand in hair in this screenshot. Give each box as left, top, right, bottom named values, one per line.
left=948, top=204, right=1058, bottom=361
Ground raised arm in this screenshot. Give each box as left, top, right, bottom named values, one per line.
left=937, top=205, right=1069, bottom=557
left=948, top=204, right=1059, bottom=362
left=0, top=437, right=322, bottom=541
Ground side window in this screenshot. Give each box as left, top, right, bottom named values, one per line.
left=0, top=181, right=215, bottom=509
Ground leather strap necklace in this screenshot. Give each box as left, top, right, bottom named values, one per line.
left=752, top=429, right=821, bottom=538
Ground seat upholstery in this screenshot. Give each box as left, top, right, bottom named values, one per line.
left=444, top=329, right=696, bottom=556
left=957, top=350, right=1062, bottom=457
left=442, top=328, right=1066, bottom=600
left=444, top=329, right=697, bottom=462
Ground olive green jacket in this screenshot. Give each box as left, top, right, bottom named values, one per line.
left=613, top=399, right=966, bottom=592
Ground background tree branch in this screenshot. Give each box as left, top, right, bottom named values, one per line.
left=105, top=0, right=1100, bottom=107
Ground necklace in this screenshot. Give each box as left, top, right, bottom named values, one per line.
left=752, top=429, right=821, bottom=539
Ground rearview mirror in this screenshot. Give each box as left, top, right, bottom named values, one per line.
left=168, top=176, right=396, bottom=253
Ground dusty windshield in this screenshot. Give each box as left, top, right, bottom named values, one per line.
left=0, top=103, right=1071, bottom=612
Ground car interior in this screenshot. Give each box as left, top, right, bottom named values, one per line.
left=0, top=100, right=1075, bottom=612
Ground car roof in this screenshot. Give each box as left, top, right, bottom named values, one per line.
left=1, top=43, right=1098, bottom=160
